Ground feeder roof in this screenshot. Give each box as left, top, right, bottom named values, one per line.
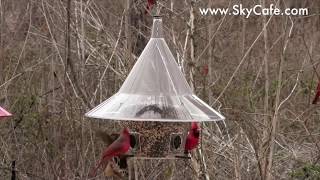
left=85, top=17, right=225, bottom=122
left=0, top=106, right=12, bottom=117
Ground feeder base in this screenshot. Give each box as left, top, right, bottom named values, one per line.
left=127, top=157, right=197, bottom=180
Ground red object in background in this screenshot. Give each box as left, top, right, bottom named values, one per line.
left=312, top=81, right=320, bottom=104
left=184, top=122, right=200, bottom=154
left=145, top=0, right=156, bottom=14
left=90, top=128, right=131, bottom=177
left=202, top=64, right=209, bottom=76
left=0, top=106, right=12, bottom=118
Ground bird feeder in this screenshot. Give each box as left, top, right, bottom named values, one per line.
left=86, top=16, right=224, bottom=158
left=0, top=106, right=12, bottom=119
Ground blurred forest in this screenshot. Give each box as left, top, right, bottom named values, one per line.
left=0, top=0, right=320, bottom=179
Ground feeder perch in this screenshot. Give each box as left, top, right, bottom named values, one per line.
left=86, top=16, right=224, bottom=158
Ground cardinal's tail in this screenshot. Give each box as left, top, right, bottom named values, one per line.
left=89, top=158, right=110, bottom=177
left=89, top=160, right=102, bottom=177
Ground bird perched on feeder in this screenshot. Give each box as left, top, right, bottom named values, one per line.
left=96, top=130, right=129, bottom=169
left=184, top=122, right=200, bottom=154
left=90, top=128, right=131, bottom=177
left=95, top=130, right=125, bottom=176
left=312, top=81, right=320, bottom=104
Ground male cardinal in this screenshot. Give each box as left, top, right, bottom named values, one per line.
left=90, top=128, right=131, bottom=177
left=184, top=122, right=200, bottom=154
left=312, top=81, right=320, bottom=104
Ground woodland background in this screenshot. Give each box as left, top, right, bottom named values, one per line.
left=0, top=0, right=320, bottom=179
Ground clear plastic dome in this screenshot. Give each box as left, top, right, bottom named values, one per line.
left=86, top=16, right=225, bottom=122
left=0, top=106, right=12, bottom=117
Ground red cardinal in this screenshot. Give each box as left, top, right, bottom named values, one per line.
left=184, top=122, right=200, bottom=154
left=312, top=81, right=320, bottom=104
left=145, top=0, right=156, bottom=14
left=90, top=128, right=131, bottom=177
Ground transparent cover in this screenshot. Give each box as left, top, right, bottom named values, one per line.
left=86, top=17, right=225, bottom=122
left=0, top=106, right=12, bottom=117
